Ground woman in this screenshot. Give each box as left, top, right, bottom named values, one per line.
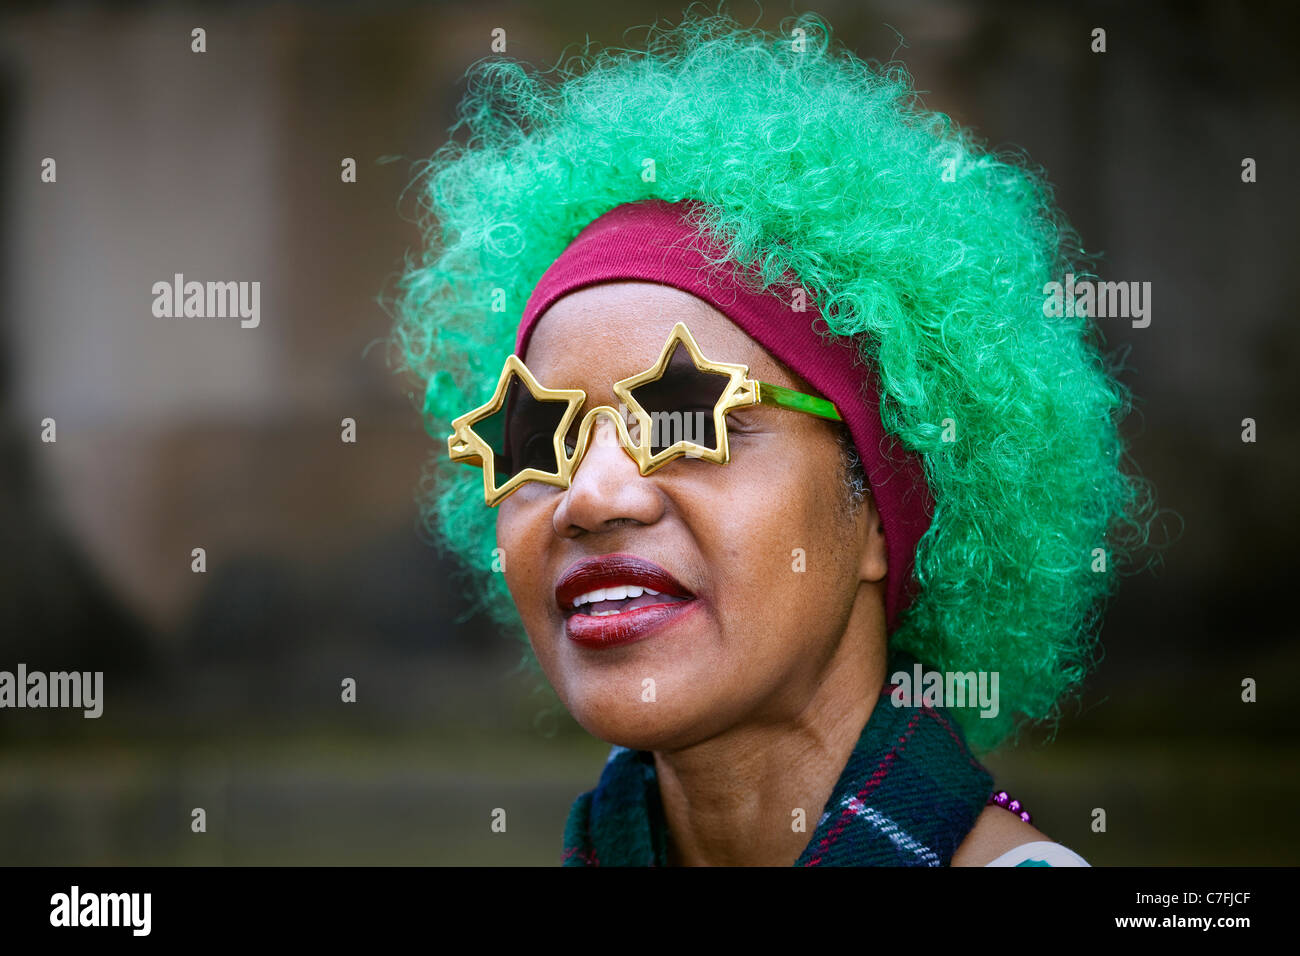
left=396, top=12, right=1152, bottom=866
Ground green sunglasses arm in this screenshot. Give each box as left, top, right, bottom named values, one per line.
left=754, top=381, right=842, bottom=422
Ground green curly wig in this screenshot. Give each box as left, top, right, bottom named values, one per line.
left=393, top=9, right=1155, bottom=752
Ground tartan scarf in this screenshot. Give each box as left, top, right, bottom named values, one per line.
left=561, top=652, right=993, bottom=866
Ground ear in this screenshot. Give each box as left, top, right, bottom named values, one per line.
left=857, top=493, right=888, bottom=585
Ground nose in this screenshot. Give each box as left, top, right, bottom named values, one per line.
left=552, top=408, right=664, bottom=536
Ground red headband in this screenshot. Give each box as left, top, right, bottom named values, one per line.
left=516, top=199, right=933, bottom=632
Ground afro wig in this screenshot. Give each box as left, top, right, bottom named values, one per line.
left=393, top=9, right=1156, bottom=752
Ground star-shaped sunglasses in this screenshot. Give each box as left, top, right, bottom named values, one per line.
left=443, top=321, right=843, bottom=507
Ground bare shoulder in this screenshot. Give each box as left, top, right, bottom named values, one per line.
left=950, top=806, right=1052, bottom=867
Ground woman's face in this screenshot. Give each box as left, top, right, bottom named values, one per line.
left=497, top=281, right=888, bottom=751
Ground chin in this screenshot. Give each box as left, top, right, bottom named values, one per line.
left=531, top=618, right=743, bottom=750
left=557, top=676, right=717, bottom=753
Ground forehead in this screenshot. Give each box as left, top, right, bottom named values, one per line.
left=523, top=281, right=799, bottom=389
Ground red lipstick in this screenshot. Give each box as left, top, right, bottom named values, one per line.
left=555, top=553, right=697, bottom=649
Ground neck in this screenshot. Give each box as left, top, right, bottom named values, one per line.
left=652, top=615, right=887, bottom=866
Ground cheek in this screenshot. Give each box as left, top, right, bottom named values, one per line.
left=703, top=454, right=846, bottom=628
left=496, top=505, right=553, bottom=632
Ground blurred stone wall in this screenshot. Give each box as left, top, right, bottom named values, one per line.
left=1, top=0, right=1297, bottom=864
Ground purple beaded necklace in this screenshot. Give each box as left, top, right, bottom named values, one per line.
left=988, top=790, right=1033, bottom=824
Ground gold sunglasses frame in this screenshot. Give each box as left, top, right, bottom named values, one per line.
left=445, top=321, right=842, bottom=507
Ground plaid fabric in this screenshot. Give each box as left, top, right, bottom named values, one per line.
left=562, top=651, right=993, bottom=867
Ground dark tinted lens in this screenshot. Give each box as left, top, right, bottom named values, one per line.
left=475, top=376, right=570, bottom=482
left=628, top=342, right=730, bottom=455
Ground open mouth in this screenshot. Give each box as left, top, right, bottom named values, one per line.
left=555, top=553, right=697, bottom=646
left=564, top=584, right=692, bottom=618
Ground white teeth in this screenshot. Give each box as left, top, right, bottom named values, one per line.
left=571, top=583, right=661, bottom=609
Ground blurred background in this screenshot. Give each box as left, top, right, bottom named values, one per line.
left=1, top=0, right=1297, bottom=865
